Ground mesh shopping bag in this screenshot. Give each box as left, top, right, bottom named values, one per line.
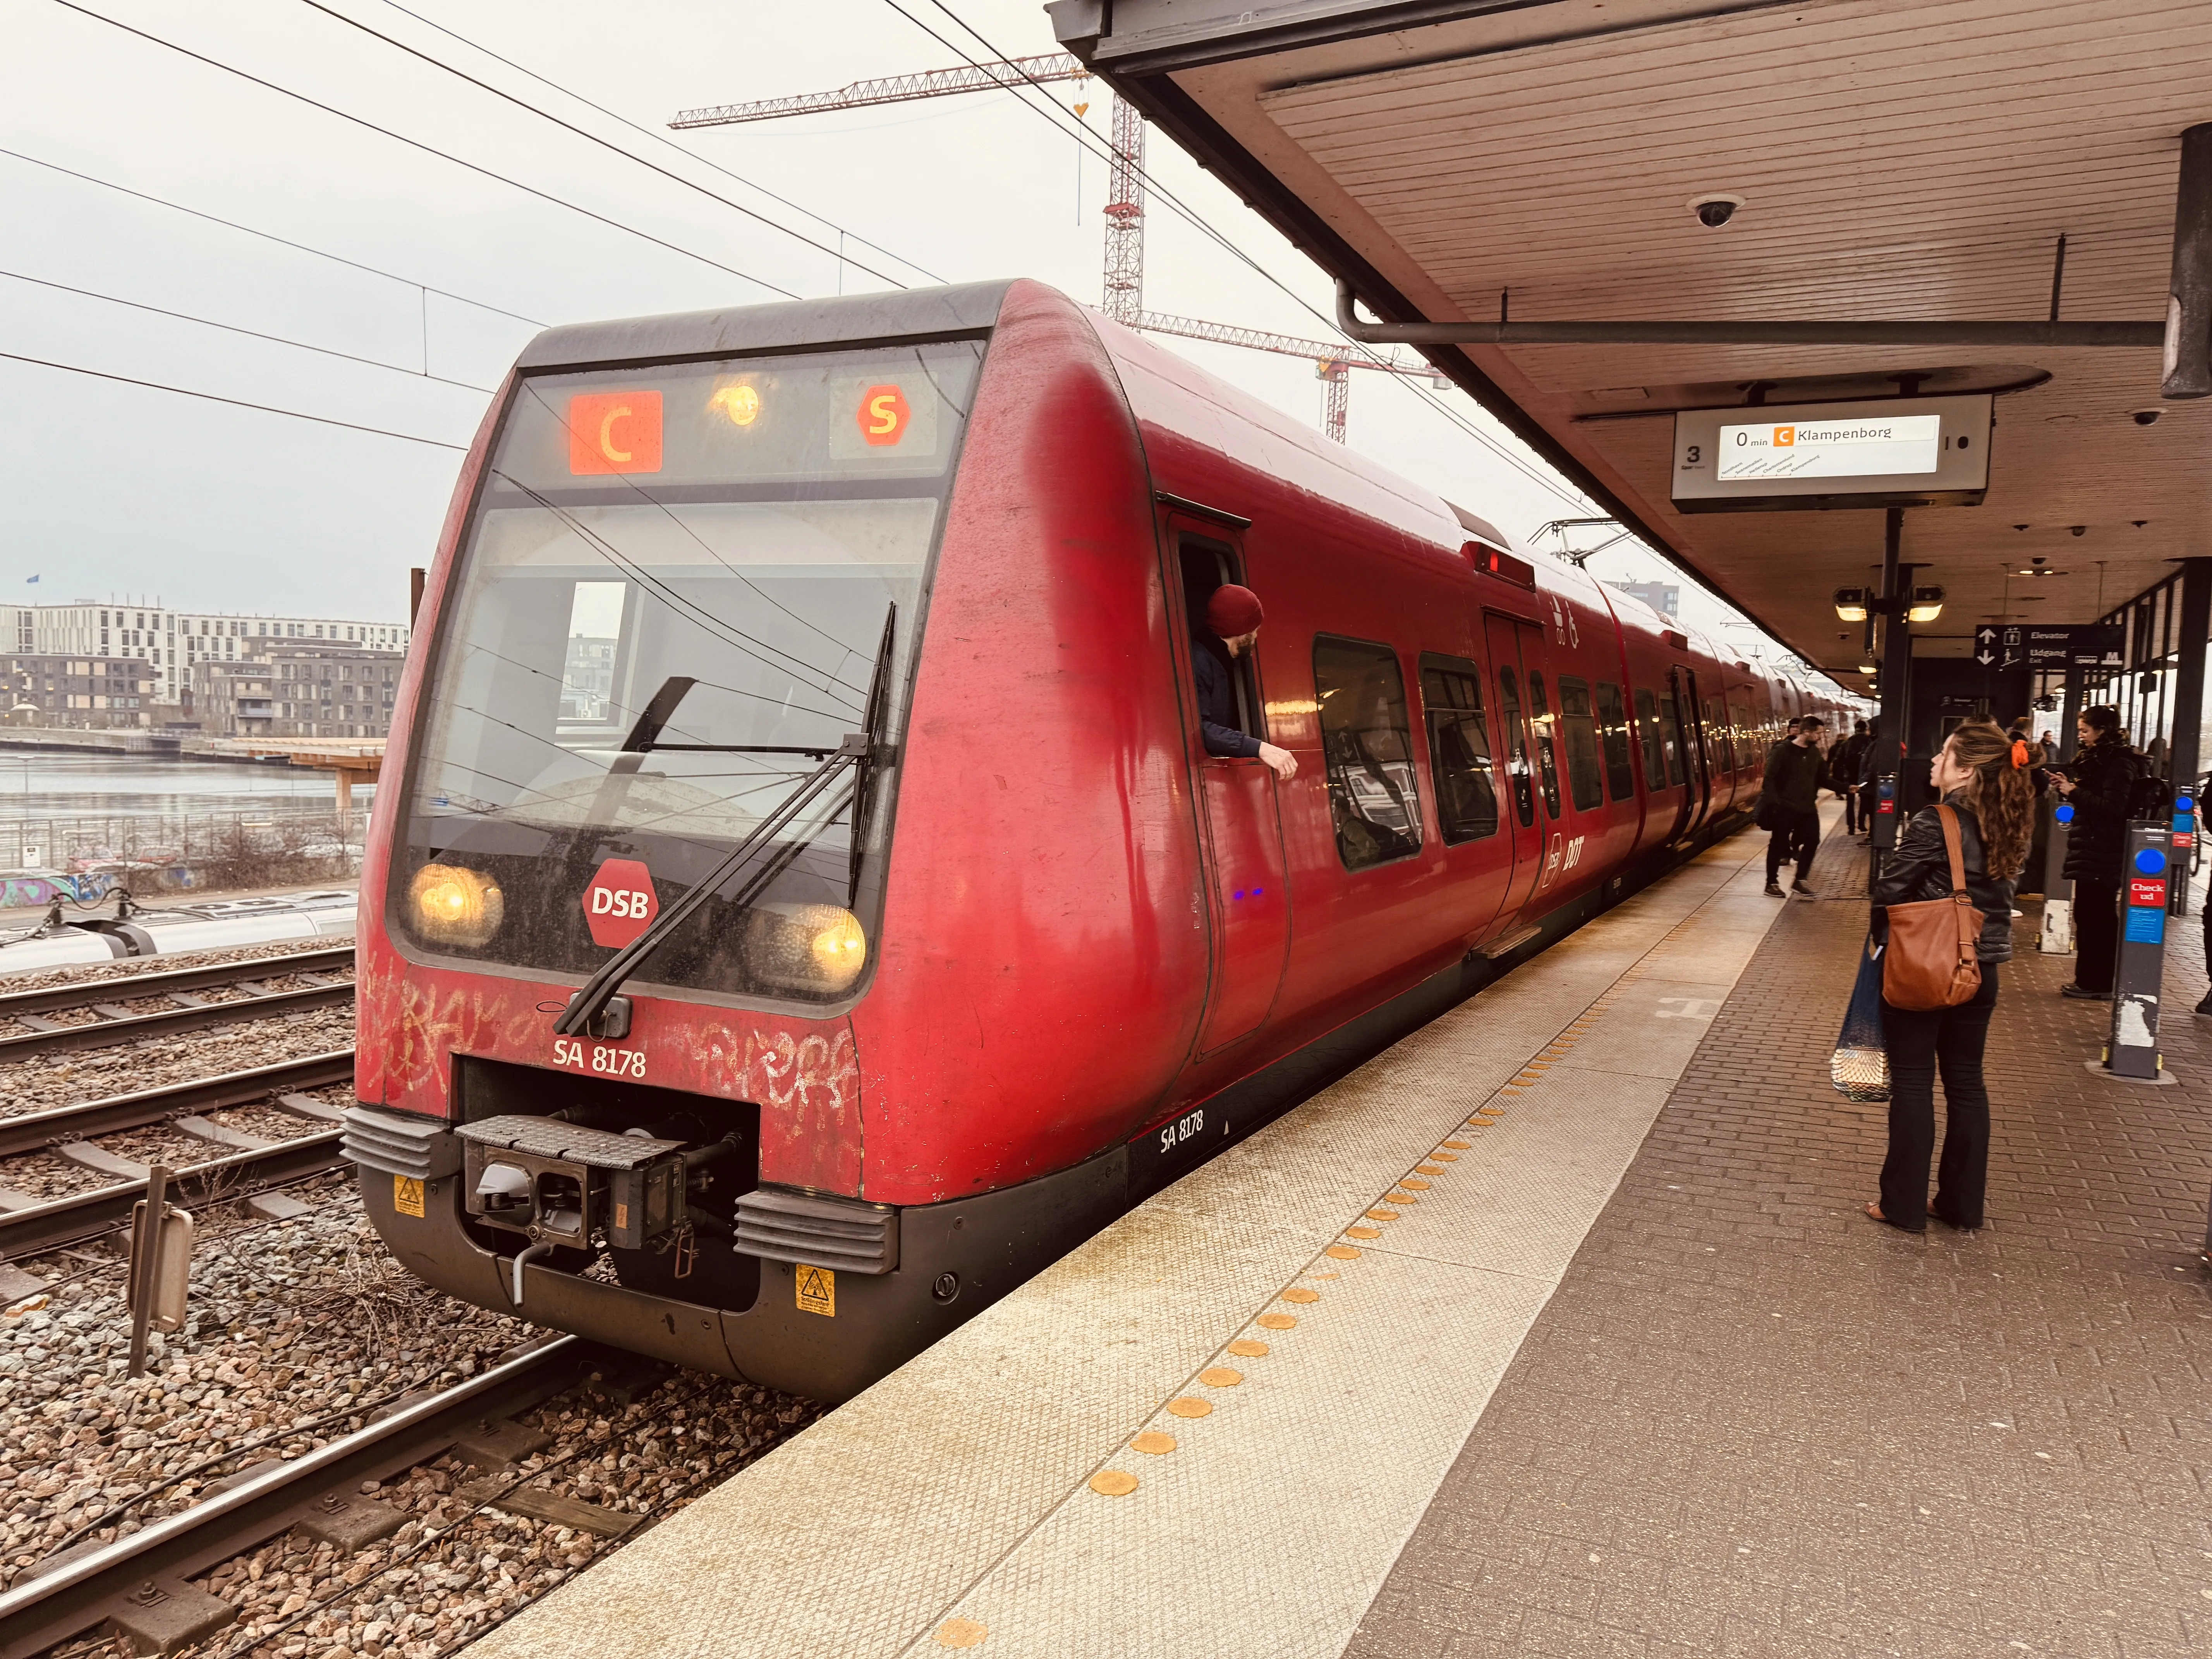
left=1831, top=929, right=1890, bottom=1103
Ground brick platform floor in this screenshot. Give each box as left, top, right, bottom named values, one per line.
left=1347, top=825, right=2212, bottom=1659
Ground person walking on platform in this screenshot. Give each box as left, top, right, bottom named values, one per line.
left=1866, top=719, right=2033, bottom=1232
left=2049, top=706, right=2143, bottom=1001
left=1836, top=718, right=1872, bottom=833
left=1762, top=714, right=1826, bottom=897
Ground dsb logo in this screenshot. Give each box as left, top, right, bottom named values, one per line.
left=583, top=857, right=657, bottom=948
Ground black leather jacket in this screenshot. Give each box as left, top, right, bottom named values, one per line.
left=2058, top=738, right=2142, bottom=884
left=1869, top=795, right=2014, bottom=963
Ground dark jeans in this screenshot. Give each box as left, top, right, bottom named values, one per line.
left=2073, top=877, right=2120, bottom=993
left=1765, top=809, right=1819, bottom=884
left=1880, top=962, right=1999, bottom=1229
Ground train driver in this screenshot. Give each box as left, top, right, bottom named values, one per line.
left=1195, top=585, right=1298, bottom=782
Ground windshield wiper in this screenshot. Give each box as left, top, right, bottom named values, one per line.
left=555, top=605, right=898, bottom=1039
left=618, top=676, right=852, bottom=759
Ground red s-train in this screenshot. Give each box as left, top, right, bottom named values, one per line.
left=344, top=280, right=1845, bottom=1402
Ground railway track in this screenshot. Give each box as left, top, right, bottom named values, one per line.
left=0, top=1335, right=592, bottom=1659
left=0, top=946, right=355, bottom=1060
left=0, top=1052, right=356, bottom=1261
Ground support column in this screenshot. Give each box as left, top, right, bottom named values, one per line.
left=2165, top=558, right=2212, bottom=787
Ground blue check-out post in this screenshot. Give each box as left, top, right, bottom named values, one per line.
left=2105, top=826, right=2173, bottom=1082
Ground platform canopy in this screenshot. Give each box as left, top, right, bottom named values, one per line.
left=1051, top=0, right=2212, bottom=694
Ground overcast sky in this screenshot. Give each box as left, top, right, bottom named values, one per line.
left=1, top=0, right=1788, bottom=662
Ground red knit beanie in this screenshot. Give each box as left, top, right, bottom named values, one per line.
left=1205, top=584, right=1264, bottom=638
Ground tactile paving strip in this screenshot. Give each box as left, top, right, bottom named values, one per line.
left=471, top=815, right=1831, bottom=1659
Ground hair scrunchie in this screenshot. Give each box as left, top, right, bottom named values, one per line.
left=2011, top=738, right=2030, bottom=769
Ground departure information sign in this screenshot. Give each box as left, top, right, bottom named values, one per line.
left=1672, top=393, right=1992, bottom=511
left=1716, top=414, right=1942, bottom=480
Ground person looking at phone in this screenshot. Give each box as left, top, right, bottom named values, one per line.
left=2049, top=706, right=2143, bottom=1001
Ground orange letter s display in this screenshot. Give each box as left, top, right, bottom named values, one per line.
left=857, top=384, right=910, bottom=447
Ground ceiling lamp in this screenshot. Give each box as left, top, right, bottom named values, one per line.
left=1858, top=661, right=1878, bottom=676
left=1833, top=587, right=1870, bottom=622
left=1906, top=585, right=1946, bottom=623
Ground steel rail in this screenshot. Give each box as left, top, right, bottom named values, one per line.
left=0, top=1336, right=588, bottom=1659
left=0, top=1051, right=354, bottom=1160
left=0, top=944, right=354, bottom=1019
left=0, top=982, right=354, bottom=1059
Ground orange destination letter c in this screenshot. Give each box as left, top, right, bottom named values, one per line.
left=568, top=391, right=665, bottom=475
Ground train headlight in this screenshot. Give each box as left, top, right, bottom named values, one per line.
left=745, top=903, right=869, bottom=994
left=407, top=862, right=504, bottom=948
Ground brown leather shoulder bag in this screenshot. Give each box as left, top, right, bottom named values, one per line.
left=1881, top=804, right=1984, bottom=1011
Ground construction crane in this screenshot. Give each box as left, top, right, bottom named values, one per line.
left=671, top=64, right=1446, bottom=442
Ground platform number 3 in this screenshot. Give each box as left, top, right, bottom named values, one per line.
left=1683, top=444, right=1701, bottom=465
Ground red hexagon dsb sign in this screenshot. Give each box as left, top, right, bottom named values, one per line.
left=583, top=857, right=657, bottom=948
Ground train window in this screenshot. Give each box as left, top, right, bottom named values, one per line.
left=1179, top=538, right=1259, bottom=746
left=1496, top=668, right=1535, bottom=827
left=1314, top=636, right=1424, bottom=870
left=1633, top=689, right=1668, bottom=789
left=1729, top=699, right=1755, bottom=771
left=1417, top=656, right=1498, bottom=843
left=1595, top=682, right=1635, bottom=800
left=395, top=338, right=986, bottom=1001
left=1526, top=672, right=1563, bottom=818
left=1658, top=692, right=1687, bottom=786
left=1555, top=677, right=1605, bottom=811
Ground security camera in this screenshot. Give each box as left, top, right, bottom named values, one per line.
left=1694, top=198, right=1739, bottom=228
left=2132, top=408, right=2162, bottom=426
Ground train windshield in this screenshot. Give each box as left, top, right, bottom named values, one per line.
left=395, top=341, right=983, bottom=1004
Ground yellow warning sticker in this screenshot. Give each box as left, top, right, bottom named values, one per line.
left=393, top=1175, right=425, bottom=1218
left=795, top=1263, right=835, bottom=1317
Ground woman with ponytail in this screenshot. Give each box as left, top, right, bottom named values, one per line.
left=1865, top=718, right=2038, bottom=1231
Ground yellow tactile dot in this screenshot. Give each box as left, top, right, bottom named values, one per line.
left=1090, top=1470, right=1139, bottom=1496
left=1132, top=1431, right=1177, bottom=1455
left=1431, top=1152, right=1460, bottom=1162
left=1416, top=1163, right=1444, bottom=1174
left=1200, top=1367, right=1243, bottom=1387
left=1228, top=1339, right=1269, bottom=1358
left=1166, top=1396, right=1213, bottom=1418
left=1256, top=1313, right=1297, bottom=1331
left=1325, top=1244, right=1361, bottom=1260
left=1441, top=1140, right=1470, bottom=1150
left=1401, top=1178, right=1432, bottom=1190
left=1345, top=1225, right=1381, bottom=1240
left=1386, top=1191, right=1418, bottom=1204
left=935, top=1618, right=988, bottom=1649
left=1281, top=1287, right=1320, bottom=1305
left=1366, top=1208, right=1399, bottom=1221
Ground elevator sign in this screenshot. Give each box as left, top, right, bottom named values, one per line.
left=1672, top=393, right=1992, bottom=511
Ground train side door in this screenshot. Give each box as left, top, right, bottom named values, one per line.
left=1668, top=665, right=1714, bottom=840
left=1172, top=529, right=1293, bottom=1056
left=1482, top=612, right=1549, bottom=919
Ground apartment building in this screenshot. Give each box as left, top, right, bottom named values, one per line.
left=0, top=602, right=409, bottom=710
left=189, top=644, right=404, bottom=740
left=0, top=656, right=160, bottom=728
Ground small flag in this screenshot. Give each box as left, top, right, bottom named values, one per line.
left=23, top=575, right=37, bottom=585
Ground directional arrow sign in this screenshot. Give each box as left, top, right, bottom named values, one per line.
left=1976, top=625, right=1997, bottom=647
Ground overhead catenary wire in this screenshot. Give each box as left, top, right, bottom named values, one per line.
left=0, top=267, right=496, bottom=392
left=0, top=352, right=467, bottom=449
left=289, top=0, right=914, bottom=292
left=367, top=0, right=946, bottom=287
left=878, top=0, right=1598, bottom=514
left=0, top=145, right=545, bottom=328
left=47, top=0, right=800, bottom=301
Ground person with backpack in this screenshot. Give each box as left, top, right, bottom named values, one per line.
left=2049, top=706, right=2145, bottom=1001
left=1865, top=718, right=2034, bottom=1231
